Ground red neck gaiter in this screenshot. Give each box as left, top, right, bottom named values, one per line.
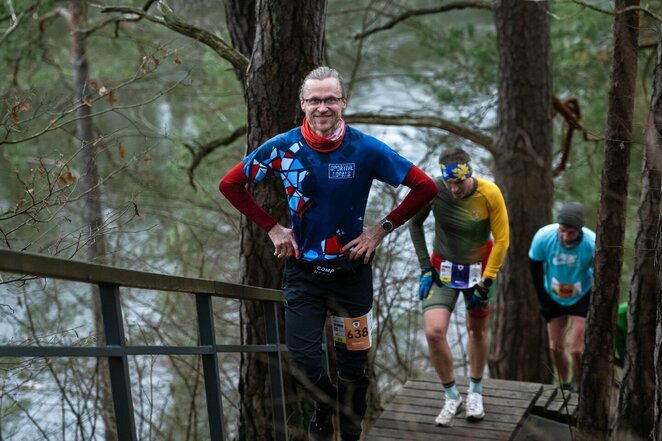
left=301, top=117, right=346, bottom=152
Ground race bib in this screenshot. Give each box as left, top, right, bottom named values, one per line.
left=551, top=278, right=581, bottom=299
left=439, top=260, right=482, bottom=289
left=332, top=310, right=372, bottom=351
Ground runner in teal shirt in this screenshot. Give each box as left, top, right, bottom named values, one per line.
left=529, top=202, right=595, bottom=392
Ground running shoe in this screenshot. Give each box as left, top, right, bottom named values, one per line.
left=308, top=401, right=334, bottom=441
left=435, top=395, right=463, bottom=426
left=466, top=391, right=485, bottom=421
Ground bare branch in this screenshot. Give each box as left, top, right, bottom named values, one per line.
left=101, top=5, right=249, bottom=73
left=185, top=125, right=248, bottom=189
left=551, top=96, right=603, bottom=177
left=183, top=113, right=493, bottom=182
left=345, top=112, right=494, bottom=152
left=569, top=0, right=614, bottom=15
left=570, top=0, right=662, bottom=22
left=620, top=5, right=662, bottom=22
left=0, top=10, right=23, bottom=44
left=354, top=1, right=493, bottom=40
left=0, top=71, right=190, bottom=146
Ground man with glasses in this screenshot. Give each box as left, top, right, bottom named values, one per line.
left=529, top=202, right=595, bottom=392
left=219, top=66, right=438, bottom=441
left=408, top=148, right=510, bottom=427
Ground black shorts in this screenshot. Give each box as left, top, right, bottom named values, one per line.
left=536, top=289, right=590, bottom=321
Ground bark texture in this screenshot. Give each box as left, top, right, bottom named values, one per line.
left=651, top=30, right=662, bottom=441
left=611, top=113, right=660, bottom=440
left=489, top=0, right=553, bottom=383
left=225, top=1, right=326, bottom=440
left=576, top=1, right=640, bottom=440
left=68, top=1, right=114, bottom=440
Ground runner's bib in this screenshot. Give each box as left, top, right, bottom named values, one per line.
left=551, top=278, right=582, bottom=299
left=332, top=310, right=373, bottom=351
left=439, top=260, right=482, bottom=289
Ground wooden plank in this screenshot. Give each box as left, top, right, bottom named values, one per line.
left=367, top=375, right=543, bottom=441
left=380, top=403, right=523, bottom=424
left=545, top=390, right=578, bottom=423
left=388, top=394, right=533, bottom=413
left=376, top=409, right=519, bottom=431
left=397, top=387, right=536, bottom=406
left=561, top=393, right=578, bottom=424
left=366, top=426, right=495, bottom=441
left=368, top=420, right=512, bottom=441
left=546, top=392, right=569, bottom=417
left=532, top=385, right=558, bottom=414
left=407, top=374, right=542, bottom=394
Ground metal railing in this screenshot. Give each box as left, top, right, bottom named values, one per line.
left=0, top=248, right=288, bottom=441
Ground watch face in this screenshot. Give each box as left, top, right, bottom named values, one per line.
left=381, top=219, right=394, bottom=232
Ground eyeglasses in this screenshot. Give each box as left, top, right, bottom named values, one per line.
left=302, top=96, right=344, bottom=106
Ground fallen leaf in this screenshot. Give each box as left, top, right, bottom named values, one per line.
left=107, top=90, right=117, bottom=106
left=118, top=143, right=126, bottom=158
left=140, top=56, right=148, bottom=75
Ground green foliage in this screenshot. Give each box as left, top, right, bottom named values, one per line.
left=1, top=3, right=246, bottom=437
left=549, top=2, right=653, bottom=295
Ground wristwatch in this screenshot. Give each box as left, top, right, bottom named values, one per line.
left=380, top=218, right=394, bottom=234
left=482, top=278, right=493, bottom=288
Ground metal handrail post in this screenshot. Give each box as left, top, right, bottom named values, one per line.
left=263, top=301, right=288, bottom=441
left=99, top=283, right=138, bottom=441
left=196, top=293, right=226, bottom=440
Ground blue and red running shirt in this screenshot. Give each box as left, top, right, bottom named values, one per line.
left=221, top=125, right=418, bottom=262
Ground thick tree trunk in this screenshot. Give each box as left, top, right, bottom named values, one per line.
left=651, top=30, right=662, bottom=441
left=576, top=2, right=639, bottom=440
left=68, top=1, right=114, bottom=440
left=225, top=1, right=326, bottom=440
left=611, top=113, right=660, bottom=440
left=489, top=0, right=553, bottom=383
left=656, top=283, right=662, bottom=441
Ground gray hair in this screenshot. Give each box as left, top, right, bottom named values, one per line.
left=299, top=66, right=347, bottom=100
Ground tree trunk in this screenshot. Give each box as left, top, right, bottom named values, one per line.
left=651, top=29, right=662, bottom=441
left=68, top=1, right=114, bottom=440
left=489, top=0, right=553, bottom=383
left=576, top=2, right=639, bottom=440
left=225, top=1, right=326, bottom=440
left=611, top=105, right=660, bottom=441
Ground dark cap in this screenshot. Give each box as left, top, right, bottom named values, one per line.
left=557, top=202, right=584, bottom=230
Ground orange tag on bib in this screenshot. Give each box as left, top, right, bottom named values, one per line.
left=551, top=278, right=581, bottom=300
left=557, top=283, right=574, bottom=298
left=332, top=311, right=372, bottom=351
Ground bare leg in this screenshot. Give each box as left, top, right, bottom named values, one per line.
left=569, top=315, right=586, bottom=390
left=466, top=313, right=489, bottom=380
left=547, top=315, right=571, bottom=384
left=423, top=308, right=454, bottom=383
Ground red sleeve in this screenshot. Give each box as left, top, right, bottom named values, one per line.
left=218, top=161, right=278, bottom=231
left=384, top=165, right=438, bottom=228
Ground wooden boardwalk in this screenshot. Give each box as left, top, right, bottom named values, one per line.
left=365, top=374, right=543, bottom=441
left=531, top=384, right=578, bottom=424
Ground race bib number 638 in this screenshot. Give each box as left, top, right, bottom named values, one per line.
left=332, top=310, right=373, bottom=351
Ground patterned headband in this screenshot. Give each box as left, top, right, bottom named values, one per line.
left=440, top=162, right=473, bottom=182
